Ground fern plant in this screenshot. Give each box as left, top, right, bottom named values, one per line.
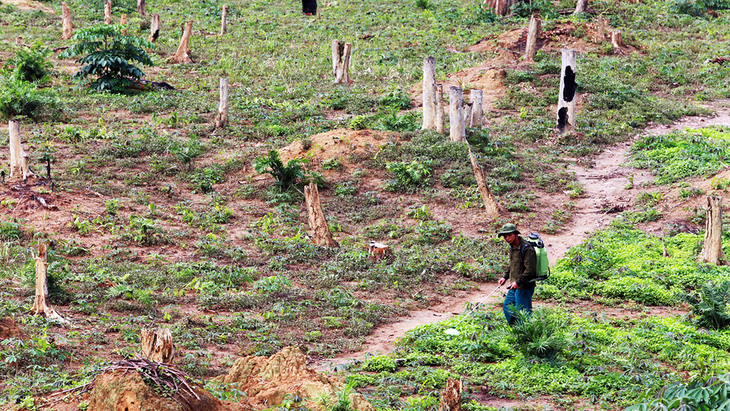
left=60, top=24, right=154, bottom=93
left=511, top=308, right=570, bottom=360
left=254, top=150, right=307, bottom=191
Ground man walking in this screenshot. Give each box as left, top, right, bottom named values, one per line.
left=497, top=223, right=537, bottom=325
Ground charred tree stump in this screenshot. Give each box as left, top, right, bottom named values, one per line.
left=137, top=0, right=146, bottom=16
left=61, top=2, right=73, bottom=40
left=467, top=145, right=502, bottom=219
left=557, top=49, right=577, bottom=135
left=220, top=5, right=228, bottom=35
left=422, top=57, right=437, bottom=130
left=449, top=87, right=465, bottom=142
left=171, top=19, right=194, bottom=63
left=470, top=89, right=483, bottom=129
left=121, top=14, right=128, bottom=35
left=31, top=244, right=70, bottom=325
left=302, top=0, right=317, bottom=15
left=104, top=0, right=112, bottom=24
left=574, top=0, right=588, bottom=13
left=439, top=377, right=462, bottom=411
left=149, top=14, right=160, bottom=42
left=304, top=183, right=339, bottom=247
left=435, top=84, right=445, bottom=133
left=141, top=328, right=175, bottom=363
left=215, top=78, right=229, bottom=129
left=699, top=196, right=729, bottom=265
left=9, top=119, right=34, bottom=181
left=332, top=40, right=352, bottom=84
left=524, top=13, right=541, bottom=62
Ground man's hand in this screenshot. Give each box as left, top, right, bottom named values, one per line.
left=498, top=278, right=506, bottom=286
left=510, top=283, right=520, bottom=290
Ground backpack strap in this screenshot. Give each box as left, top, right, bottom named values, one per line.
left=520, top=242, right=533, bottom=258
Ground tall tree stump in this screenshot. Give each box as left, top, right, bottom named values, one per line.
left=215, top=78, right=229, bottom=128
left=422, top=57, right=437, bottom=130
left=449, top=87, right=465, bottom=142
left=332, top=40, right=352, bottom=84
left=141, top=328, right=175, bottom=363
left=171, top=20, right=194, bottom=63
left=302, top=0, right=317, bottom=15
left=699, top=196, right=728, bottom=265
left=120, top=14, right=128, bottom=35
left=104, top=0, right=112, bottom=24
left=31, top=244, right=70, bottom=325
left=61, top=2, right=73, bottom=40
left=611, top=31, right=625, bottom=52
left=435, top=84, right=445, bottom=133
left=438, top=377, right=462, bottom=411
left=557, top=49, right=577, bottom=135
left=596, top=15, right=606, bottom=43
left=524, top=13, right=541, bottom=62
left=137, top=0, right=146, bottom=16
left=220, top=5, right=228, bottom=35
left=467, top=145, right=502, bottom=219
left=470, top=89, right=483, bottom=129
left=304, top=183, right=339, bottom=247
left=149, top=14, right=160, bottom=42
left=9, top=119, right=34, bottom=181
left=574, top=0, right=588, bottom=13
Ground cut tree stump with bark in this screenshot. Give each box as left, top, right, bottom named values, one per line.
left=438, top=377, right=462, bottom=411
left=121, top=14, right=127, bottom=35
left=422, top=57, right=437, bottom=131
left=611, top=31, right=626, bottom=52
left=574, top=0, right=588, bottom=13
left=137, top=0, right=146, bottom=16
left=524, top=13, right=541, bottom=62
left=331, top=40, right=352, bottom=84
left=435, top=84, right=445, bottom=133
left=220, top=5, right=228, bottom=35
left=141, top=328, right=175, bottom=363
left=305, top=183, right=339, bottom=247
left=104, top=0, right=112, bottom=24
left=149, top=14, right=160, bottom=42
left=61, top=2, right=73, bottom=40
left=9, top=119, right=35, bottom=181
left=597, top=15, right=606, bottom=43
left=449, top=86, right=465, bottom=142
left=31, top=244, right=71, bottom=326
left=215, top=78, right=229, bottom=128
left=699, top=196, right=729, bottom=265
left=170, top=20, right=194, bottom=63
left=467, top=145, right=502, bottom=219
left=470, top=89, right=483, bottom=129
left=557, top=48, right=577, bottom=135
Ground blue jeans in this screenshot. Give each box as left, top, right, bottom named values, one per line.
left=503, top=287, right=534, bottom=325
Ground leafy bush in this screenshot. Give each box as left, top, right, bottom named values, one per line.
left=254, top=150, right=307, bottom=191
left=6, top=44, right=53, bottom=83
left=61, top=24, right=154, bottom=93
left=684, top=281, right=730, bottom=330
left=511, top=308, right=570, bottom=360
left=385, top=159, right=432, bottom=192
left=379, top=88, right=412, bottom=110
left=627, top=373, right=730, bottom=411
left=0, top=75, right=60, bottom=121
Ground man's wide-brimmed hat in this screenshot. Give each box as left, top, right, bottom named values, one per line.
left=497, top=223, right=520, bottom=237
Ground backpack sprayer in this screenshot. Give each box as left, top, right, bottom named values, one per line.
left=444, top=283, right=504, bottom=336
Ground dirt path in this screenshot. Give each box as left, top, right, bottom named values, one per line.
left=313, top=101, right=730, bottom=371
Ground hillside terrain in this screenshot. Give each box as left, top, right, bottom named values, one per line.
left=0, top=0, right=730, bottom=410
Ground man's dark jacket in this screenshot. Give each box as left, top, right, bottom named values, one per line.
left=502, top=237, right=537, bottom=288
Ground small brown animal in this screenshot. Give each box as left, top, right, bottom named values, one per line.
left=368, top=241, right=391, bottom=261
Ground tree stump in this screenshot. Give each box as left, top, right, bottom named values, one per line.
left=31, top=244, right=70, bottom=325
left=449, top=87, right=465, bottom=142
left=141, top=328, right=175, bottom=363
left=435, top=84, right=445, bottom=133
left=104, top=0, right=112, bottom=24
left=597, top=15, right=606, bottom=43
left=467, top=145, right=502, bottom=219
left=470, top=89, right=483, bottom=129
left=557, top=49, right=577, bottom=135
left=524, top=13, right=541, bottom=62
left=464, top=102, right=473, bottom=128
left=61, top=2, right=73, bottom=40
left=220, top=5, right=228, bottom=35
left=611, top=31, right=625, bottom=52
left=574, top=0, right=588, bottom=14
left=121, top=14, right=128, bottom=35
left=304, top=183, right=339, bottom=247
left=215, top=78, right=229, bottom=128
left=149, top=13, right=160, bottom=42
left=699, top=196, right=728, bottom=265
left=332, top=40, right=352, bottom=84
left=438, top=377, right=462, bottom=411
left=137, top=0, right=146, bottom=16
left=302, top=0, right=317, bottom=15
left=422, top=57, right=437, bottom=131
left=9, top=119, right=35, bottom=181
left=170, top=19, right=194, bottom=63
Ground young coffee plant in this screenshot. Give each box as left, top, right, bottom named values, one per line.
left=61, top=24, right=154, bottom=93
